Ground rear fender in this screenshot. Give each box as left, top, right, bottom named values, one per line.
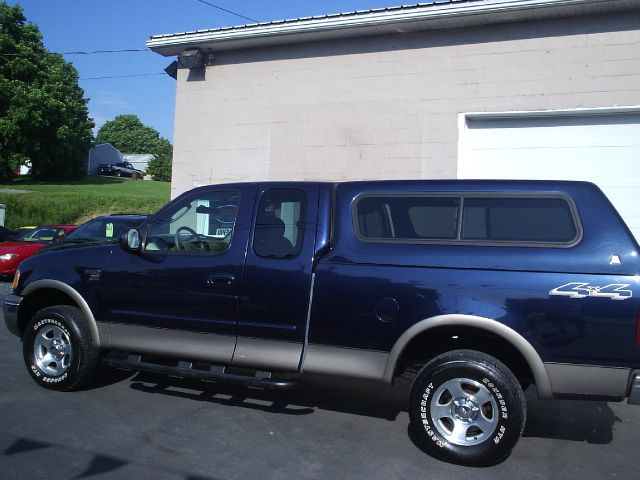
left=384, top=313, right=553, bottom=398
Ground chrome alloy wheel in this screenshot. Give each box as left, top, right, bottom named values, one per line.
left=33, top=324, right=73, bottom=376
left=430, top=378, right=499, bottom=446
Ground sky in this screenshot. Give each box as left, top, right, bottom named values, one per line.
left=8, top=0, right=406, bottom=142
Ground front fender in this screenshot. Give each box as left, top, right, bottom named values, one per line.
left=21, top=280, right=103, bottom=347
left=16, top=244, right=113, bottom=347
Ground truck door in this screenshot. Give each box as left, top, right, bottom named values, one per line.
left=233, top=184, right=319, bottom=371
left=103, top=184, right=256, bottom=364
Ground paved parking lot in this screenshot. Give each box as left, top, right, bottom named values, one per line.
left=0, top=285, right=637, bottom=480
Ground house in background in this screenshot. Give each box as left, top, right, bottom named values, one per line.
left=19, top=161, right=31, bottom=176
left=148, top=0, right=640, bottom=241
left=87, top=144, right=152, bottom=175
left=123, top=154, right=154, bottom=173
left=87, top=143, right=123, bottom=175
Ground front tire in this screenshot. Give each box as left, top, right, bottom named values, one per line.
left=408, top=350, right=526, bottom=466
left=23, top=306, right=99, bottom=391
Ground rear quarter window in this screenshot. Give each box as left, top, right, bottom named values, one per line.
left=461, top=197, right=578, bottom=243
left=354, top=193, right=581, bottom=246
left=357, top=196, right=459, bottom=240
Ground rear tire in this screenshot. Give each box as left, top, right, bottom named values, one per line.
left=408, top=350, right=526, bottom=466
left=23, top=306, right=99, bottom=391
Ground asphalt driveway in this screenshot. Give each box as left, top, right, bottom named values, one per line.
left=0, top=284, right=637, bottom=480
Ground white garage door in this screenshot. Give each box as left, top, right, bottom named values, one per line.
left=458, top=112, right=640, bottom=243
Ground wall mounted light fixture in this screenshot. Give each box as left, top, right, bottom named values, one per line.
left=178, top=49, right=205, bottom=69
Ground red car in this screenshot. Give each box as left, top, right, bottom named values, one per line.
left=0, top=225, right=77, bottom=277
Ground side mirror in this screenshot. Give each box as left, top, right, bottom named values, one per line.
left=119, top=228, right=142, bottom=253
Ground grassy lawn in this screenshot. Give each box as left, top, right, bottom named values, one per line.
left=0, top=176, right=171, bottom=228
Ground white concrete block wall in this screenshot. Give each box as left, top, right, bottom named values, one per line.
left=170, top=13, right=640, bottom=197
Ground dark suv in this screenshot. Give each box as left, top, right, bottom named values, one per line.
left=97, top=162, right=142, bottom=178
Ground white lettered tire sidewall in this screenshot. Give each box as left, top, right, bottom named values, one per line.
left=409, top=350, right=526, bottom=467
left=23, top=306, right=98, bottom=391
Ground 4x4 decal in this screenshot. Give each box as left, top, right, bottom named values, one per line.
left=549, top=282, right=632, bottom=301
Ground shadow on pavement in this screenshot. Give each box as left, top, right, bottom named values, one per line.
left=124, top=370, right=409, bottom=421
left=522, top=387, right=621, bottom=444
left=78, top=365, right=137, bottom=390
left=2, top=435, right=219, bottom=480
left=118, top=370, right=622, bottom=446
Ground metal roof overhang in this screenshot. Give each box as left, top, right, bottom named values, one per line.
left=147, top=0, right=640, bottom=56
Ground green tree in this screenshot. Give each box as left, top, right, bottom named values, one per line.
left=96, top=114, right=172, bottom=181
left=0, top=2, right=94, bottom=179
left=145, top=155, right=172, bottom=182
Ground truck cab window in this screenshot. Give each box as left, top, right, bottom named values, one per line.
left=145, top=190, right=240, bottom=254
left=253, top=188, right=307, bottom=258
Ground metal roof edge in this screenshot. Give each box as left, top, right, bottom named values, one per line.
left=146, top=0, right=631, bottom=56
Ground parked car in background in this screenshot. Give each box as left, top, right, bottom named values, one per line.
left=0, top=226, right=22, bottom=243
left=58, top=214, right=148, bottom=245
left=0, top=225, right=77, bottom=277
left=97, top=162, right=142, bottom=179
left=0, top=225, right=38, bottom=243
left=9, top=226, right=38, bottom=240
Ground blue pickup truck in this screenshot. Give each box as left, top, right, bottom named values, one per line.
left=3, top=180, right=639, bottom=466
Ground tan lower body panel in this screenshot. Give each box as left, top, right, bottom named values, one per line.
left=109, top=323, right=236, bottom=364
left=302, top=344, right=389, bottom=382
left=545, top=363, right=631, bottom=397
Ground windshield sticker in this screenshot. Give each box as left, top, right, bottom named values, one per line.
left=214, top=227, right=232, bottom=238
left=549, top=283, right=632, bottom=301
left=105, top=223, right=114, bottom=238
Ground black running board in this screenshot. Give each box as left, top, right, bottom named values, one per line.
left=102, top=352, right=298, bottom=390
